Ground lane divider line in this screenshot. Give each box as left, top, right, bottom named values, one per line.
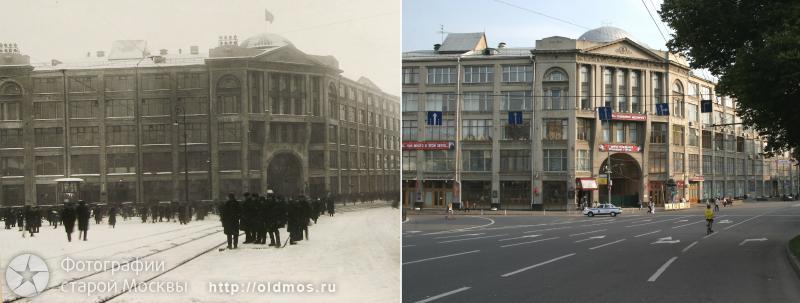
left=589, top=239, right=626, bottom=250
left=437, top=234, right=508, bottom=244
left=682, top=241, right=698, bottom=253
left=403, top=250, right=481, bottom=265
left=500, top=253, right=577, bottom=277
left=648, top=256, right=678, bottom=282
left=500, top=237, right=559, bottom=248
left=569, top=229, right=607, bottom=237
left=414, top=286, right=471, bottom=303
left=634, top=230, right=661, bottom=237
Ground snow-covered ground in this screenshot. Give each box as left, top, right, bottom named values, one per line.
left=0, top=205, right=400, bottom=303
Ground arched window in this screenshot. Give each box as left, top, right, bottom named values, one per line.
left=0, top=82, right=22, bottom=95
left=328, top=82, right=338, bottom=119
left=672, top=80, right=684, bottom=118
left=0, top=81, right=22, bottom=121
left=216, top=75, right=241, bottom=114
left=543, top=68, right=569, bottom=110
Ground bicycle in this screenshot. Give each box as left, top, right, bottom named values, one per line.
left=706, top=219, right=714, bottom=235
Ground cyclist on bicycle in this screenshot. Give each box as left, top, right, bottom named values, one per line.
left=705, top=204, right=715, bottom=234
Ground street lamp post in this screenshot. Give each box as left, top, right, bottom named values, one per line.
left=174, top=106, right=189, bottom=204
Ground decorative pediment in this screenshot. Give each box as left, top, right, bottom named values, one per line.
left=582, top=38, right=663, bottom=61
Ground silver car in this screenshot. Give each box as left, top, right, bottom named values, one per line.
left=583, top=204, right=622, bottom=217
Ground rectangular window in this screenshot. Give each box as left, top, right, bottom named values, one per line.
left=106, top=99, right=135, bottom=118
left=715, top=157, right=725, bottom=175
left=543, top=149, right=567, bottom=171
left=142, top=98, right=170, bottom=117
left=107, top=153, right=136, bottom=174
left=142, top=73, right=170, bottom=90
left=427, top=66, right=457, bottom=84
left=105, top=75, right=133, bottom=91
left=0, top=102, right=19, bottom=121
left=673, top=152, right=685, bottom=173
left=629, top=123, right=640, bottom=144
left=604, top=68, right=614, bottom=110
left=580, top=65, right=592, bottom=110
left=424, top=150, right=454, bottom=171
left=688, top=154, right=699, bottom=174
left=462, top=92, right=492, bottom=112
left=631, top=71, right=641, bottom=113
left=179, top=151, right=210, bottom=172
left=688, top=104, right=698, bottom=122
left=703, top=155, right=712, bottom=175
left=34, top=127, right=63, bottom=147
left=330, top=151, right=339, bottom=169
left=177, top=73, right=207, bottom=89
left=651, top=123, right=667, bottom=144
left=106, top=125, right=136, bottom=145
left=218, top=150, right=241, bottom=171
left=737, top=158, right=745, bottom=175
left=142, top=124, right=170, bottom=144
left=702, top=130, right=712, bottom=149
left=402, top=93, right=417, bottom=112
left=142, top=152, right=172, bottom=173
left=33, top=77, right=61, bottom=93
left=502, top=65, right=532, bottom=82
left=402, top=67, right=419, bottom=84
left=33, top=102, right=63, bottom=120
left=577, top=118, right=593, bottom=141
left=69, top=76, right=95, bottom=93
left=736, top=136, right=744, bottom=153
left=35, top=155, right=64, bottom=175
left=425, top=119, right=455, bottom=140
left=648, top=151, right=667, bottom=173
left=500, top=149, right=531, bottom=172
left=672, top=125, right=684, bottom=146
left=501, top=91, right=532, bottom=110
left=689, top=82, right=699, bottom=97
left=71, top=154, right=100, bottom=175
left=543, top=119, right=568, bottom=140
left=70, top=126, right=99, bottom=146
left=614, top=122, right=625, bottom=143
left=652, top=72, right=663, bottom=109
left=69, top=100, right=99, bottom=119
left=576, top=150, right=590, bottom=171
left=688, top=128, right=699, bottom=147
left=218, top=122, right=242, bottom=143
left=178, top=97, right=209, bottom=115
left=185, top=123, right=208, bottom=143
left=217, top=95, right=240, bottom=114
left=503, top=120, right=530, bottom=140
left=726, top=157, right=735, bottom=175
left=0, top=156, right=24, bottom=176
left=0, top=129, right=23, bottom=148
left=544, top=88, right=564, bottom=110
left=462, top=119, right=492, bottom=141
left=462, top=150, right=492, bottom=171
left=617, top=70, right=628, bottom=112
left=463, top=65, right=493, bottom=83
left=425, top=93, right=457, bottom=111
left=402, top=150, right=416, bottom=171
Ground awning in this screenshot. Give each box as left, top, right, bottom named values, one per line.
left=576, top=178, right=598, bottom=190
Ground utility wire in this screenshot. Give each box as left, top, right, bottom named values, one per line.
left=491, top=0, right=591, bottom=30
left=640, top=0, right=669, bottom=43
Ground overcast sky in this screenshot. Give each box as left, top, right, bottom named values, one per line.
left=403, top=0, right=671, bottom=52
left=1, top=0, right=400, bottom=95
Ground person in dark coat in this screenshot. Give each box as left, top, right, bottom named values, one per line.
left=311, top=198, right=323, bottom=224
left=140, top=206, right=149, bottom=223
left=76, top=201, right=90, bottom=241
left=299, top=196, right=312, bottom=240
left=241, top=193, right=259, bottom=244
left=256, top=194, right=268, bottom=244
left=287, top=198, right=303, bottom=245
left=108, top=206, right=117, bottom=228
left=93, top=205, right=103, bottom=225
left=265, top=191, right=284, bottom=247
left=3, top=208, right=11, bottom=229
left=16, top=209, right=25, bottom=231
left=326, top=194, right=335, bottom=217
left=222, top=193, right=241, bottom=249
left=61, top=203, right=77, bottom=242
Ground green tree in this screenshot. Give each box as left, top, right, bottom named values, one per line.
left=660, top=0, right=800, bottom=160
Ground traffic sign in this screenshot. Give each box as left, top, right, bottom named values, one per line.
left=700, top=100, right=712, bottom=113
left=598, top=106, right=612, bottom=121
left=508, top=111, right=523, bottom=125
left=656, top=103, right=669, bottom=116
left=426, top=111, right=443, bottom=125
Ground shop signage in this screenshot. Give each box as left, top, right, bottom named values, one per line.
left=612, top=112, right=647, bottom=121
left=688, top=176, right=705, bottom=182
left=599, top=144, right=641, bottom=152
left=402, top=141, right=454, bottom=150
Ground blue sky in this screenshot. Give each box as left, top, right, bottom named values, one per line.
left=403, top=0, right=671, bottom=52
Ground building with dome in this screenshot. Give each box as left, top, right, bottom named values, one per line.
left=0, top=33, right=400, bottom=206
left=402, top=27, right=798, bottom=210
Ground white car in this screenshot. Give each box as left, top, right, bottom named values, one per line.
left=583, top=204, right=622, bottom=217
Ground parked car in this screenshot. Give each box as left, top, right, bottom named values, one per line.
left=583, top=204, right=622, bottom=217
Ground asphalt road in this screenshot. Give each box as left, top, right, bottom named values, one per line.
left=402, top=201, right=800, bottom=303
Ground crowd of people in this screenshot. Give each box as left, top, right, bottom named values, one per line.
left=220, top=191, right=335, bottom=249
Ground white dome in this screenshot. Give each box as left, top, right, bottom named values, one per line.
left=578, top=26, right=636, bottom=43
left=240, top=33, right=292, bottom=49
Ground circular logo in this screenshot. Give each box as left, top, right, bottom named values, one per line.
left=5, top=253, right=50, bottom=297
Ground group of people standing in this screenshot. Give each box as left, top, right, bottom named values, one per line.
left=220, top=191, right=335, bottom=250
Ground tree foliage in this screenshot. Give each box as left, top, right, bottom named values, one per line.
left=660, top=0, right=800, bottom=160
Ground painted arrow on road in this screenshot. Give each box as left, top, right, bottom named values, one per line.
left=718, top=219, right=733, bottom=224
left=575, top=235, right=606, bottom=243
left=652, top=237, right=681, bottom=244
left=739, top=238, right=768, bottom=246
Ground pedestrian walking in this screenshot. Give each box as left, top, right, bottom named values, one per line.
left=61, top=203, right=76, bottom=242
left=76, top=201, right=90, bottom=241
left=714, top=199, right=720, bottom=212
left=222, top=193, right=241, bottom=249
left=108, top=206, right=117, bottom=228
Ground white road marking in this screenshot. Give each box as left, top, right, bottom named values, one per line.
left=423, top=216, right=496, bottom=235
left=674, top=219, right=689, bottom=223
left=437, top=234, right=508, bottom=244
left=523, top=226, right=572, bottom=234
left=702, top=231, right=718, bottom=239
left=406, top=231, right=421, bottom=233
left=589, top=239, right=626, bottom=250
left=498, top=235, right=541, bottom=242
left=724, top=212, right=771, bottom=230
left=672, top=220, right=704, bottom=229
left=651, top=237, right=680, bottom=244
left=403, top=245, right=416, bottom=248
left=682, top=241, right=698, bottom=253
left=574, top=235, right=606, bottom=243
left=634, top=230, right=661, bottom=237
left=500, top=253, right=576, bottom=277
left=414, top=286, right=471, bottom=303
left=739, top=238, right=768, bottom=246
left=632, top=219, right=653, bottom=223
left=718, top=219, right=733, bottom=224
left=433, top=233, right=484, bottom=240
left=648, top=256, right=678, bottom=282
left=625, top=216, right=691, bottom=227
left=403, top=250, right=481, bottom=265
left=500, top=237, right=559, bottom=248
left=569, top=229, right=607, bottom=237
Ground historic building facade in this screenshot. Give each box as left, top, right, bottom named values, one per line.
left=0, top=33, right=400, bottom=206
left=402, top=27, right=798, bottom=210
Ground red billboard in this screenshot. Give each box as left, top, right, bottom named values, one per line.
left=612, top=112, right=647, bottom=121
left=599, top=144, right=641, bottom=152
left=402, top=141, right=455, bottom=150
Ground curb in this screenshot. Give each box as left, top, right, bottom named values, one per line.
left=786, top=242, right=800, bottom=280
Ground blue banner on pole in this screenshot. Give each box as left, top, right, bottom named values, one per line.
left=656, top=103, right=670, bottom=116
left=598, top=106, right=612, bottom=121
left=426, top=111, right=443, bottom=125
left=508, top=111, right=523, bottom=125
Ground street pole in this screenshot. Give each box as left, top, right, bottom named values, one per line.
left=607, top=119, right=612, bottom=205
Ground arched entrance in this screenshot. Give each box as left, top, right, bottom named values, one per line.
left=599, top=153, right=642, bottom=207
left=267, top=152, right=303, bottom=198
